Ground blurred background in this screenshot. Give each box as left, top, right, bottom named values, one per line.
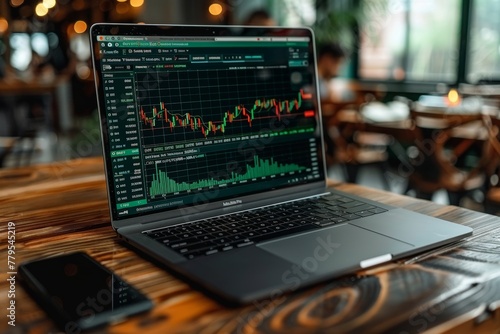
left=1, top=0, right=500, bottom=211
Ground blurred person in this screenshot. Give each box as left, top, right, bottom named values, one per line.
left=243, top=9, right=277, bottom=26
left=316, top=43, right=347, bottom=163
left=316, top=43, right=346, bottom=102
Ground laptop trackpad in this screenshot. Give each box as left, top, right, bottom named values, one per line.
left=350, top=208, right=473, bottom=246
left=258, top=224, right=412, bottom=277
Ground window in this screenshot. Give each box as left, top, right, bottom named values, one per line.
left=359, top=0, right=406, bottom=80
left=359, top=0, right=461, bottom=82
left=467, top=0, right=500, bottom=83
left=407, top=0, right=461, bottom=81
left=233, top=0, right=315, bottom=26
left=272, top=0, right=316, bottom=26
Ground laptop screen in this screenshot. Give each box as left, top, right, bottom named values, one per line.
left=91, top=25, right=324, bottom=220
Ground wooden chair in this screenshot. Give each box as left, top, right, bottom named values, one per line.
left=0, top=107, right=40, bottom=168
left=320, top=79, right=394, bottom=188
left=482, top=114, right=500, bottom=214
left=322, top=102, right=392, bottom=189
left=405, top=107, right=490, bottom=205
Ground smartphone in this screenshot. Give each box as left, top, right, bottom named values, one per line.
left=19, top=252, right=153, bottom=333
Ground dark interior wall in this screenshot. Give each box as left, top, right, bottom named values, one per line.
left=139, top=0, right=229, bottom=25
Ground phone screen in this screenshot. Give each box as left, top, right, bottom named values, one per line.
left=20, top=252, right=152, bottom=332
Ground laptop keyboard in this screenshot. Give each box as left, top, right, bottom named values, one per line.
left=145, top=193, right=387, bottom=260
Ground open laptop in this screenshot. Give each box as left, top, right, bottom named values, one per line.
left=90, top=23, right=472, bottom=304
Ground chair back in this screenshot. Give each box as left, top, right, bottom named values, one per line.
left=407, top=107, right=488, bottom=200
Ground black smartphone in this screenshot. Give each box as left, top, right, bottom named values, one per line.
left=19, top=252, right=153, bottom=333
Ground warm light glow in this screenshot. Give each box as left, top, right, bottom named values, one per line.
left=66, top=24, right=74, bottom=37
left=116, top=0, right=127, bottom=2
left=35, top=3, right=48, bottom=16
left=72, top=0, right=85, bottom=10
left=116, top=2, right=129, bottom=14
left=99, top=1, right=113, bottom=12
left=76, top=63, right=91, bottom=79
left=208, top=3, right=223, bottom=16
left=43, top=0, right=55, bottom=9
left=447, top=88, right=460, bottom=106
left=0, top=18, right=8, bottom=34
left=130, top=0, right=144, bottom=7
left=10, top=0, right=24, bottom=7
left=74, top=20, right=87, bottom=34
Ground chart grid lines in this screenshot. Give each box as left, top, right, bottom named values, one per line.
left=136, top=67, right=308, bottom=146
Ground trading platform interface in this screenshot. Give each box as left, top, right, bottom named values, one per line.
left=95, top=34, right=323, bottom=219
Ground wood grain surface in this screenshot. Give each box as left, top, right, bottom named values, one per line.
left=1, top=157, right=500, bottom=334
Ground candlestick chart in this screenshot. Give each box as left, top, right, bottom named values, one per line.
left=140, top=89, right=312, bottom=137
left=135, top=68, right=315, bottom=146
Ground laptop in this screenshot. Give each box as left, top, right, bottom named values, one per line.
left=90, top=23, right=472, bottom=304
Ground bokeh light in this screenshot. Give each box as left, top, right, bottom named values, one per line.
left=10, top=0, right=24, bottom=7
left=74, top=20, right=87, bottom=34
left=116, top=2, right=129, bottom=14
left=208, top=3, right=223, bottom=16
left=130, top=0, right=144, bottom=7
left=43, top=0, right=56, bottom=9
left=35, top=3, right=48, bottom=16
left=447, top=89, right=460, bottom=106
left=0, top=18, right=8, bottom=34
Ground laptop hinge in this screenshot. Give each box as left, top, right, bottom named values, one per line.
left=118, top=189, right=331, bottom=235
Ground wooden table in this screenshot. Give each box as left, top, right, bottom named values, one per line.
left=1, top=157, right=500, bottom=333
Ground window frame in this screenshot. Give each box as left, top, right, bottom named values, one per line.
left=353, top=0, right=471, bottom=86
left=327, top=0, right=500, bottom=90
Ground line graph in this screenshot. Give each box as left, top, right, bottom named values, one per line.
left=139, top=89, right=313, bottom=138
left=135, top=67, right=315, bottom=146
